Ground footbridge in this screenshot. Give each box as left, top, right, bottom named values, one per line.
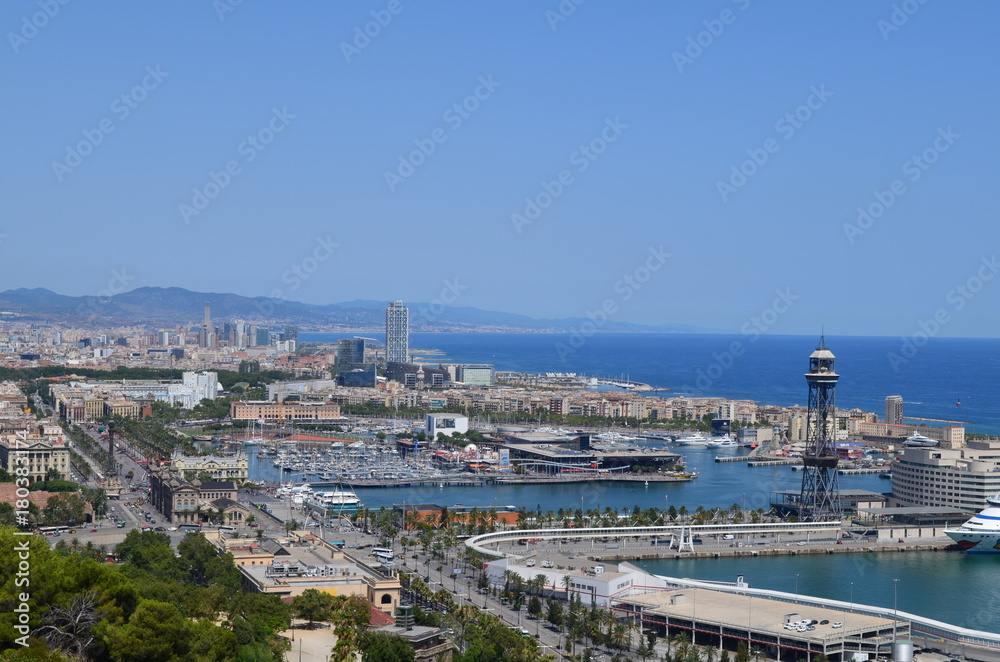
left=465, top=521, right=843, bottom=558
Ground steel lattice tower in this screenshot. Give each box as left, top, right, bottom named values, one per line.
left=798, top=336, right=841, bottom=520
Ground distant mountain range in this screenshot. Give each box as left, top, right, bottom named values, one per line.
left=0, top=287, right=711, bottom=333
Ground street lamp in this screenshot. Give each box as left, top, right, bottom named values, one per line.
left=850, top=582, right=854, bottom=612
left=892, top=578, right=900, bottom=622
left=794, top=573, right=800, bottom=600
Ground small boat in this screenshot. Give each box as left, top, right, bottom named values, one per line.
left=879, top=471, right=893, bottom=479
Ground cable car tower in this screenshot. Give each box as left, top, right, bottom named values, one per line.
left=798, top=335, right=841, bottom=520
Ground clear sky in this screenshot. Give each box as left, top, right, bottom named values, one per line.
left=3, top=1, right=999, bottom=336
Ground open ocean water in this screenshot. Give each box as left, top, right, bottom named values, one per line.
left=294, top=331, right=1000, bottom=632
left=303, top=332, right=1000, bottom=435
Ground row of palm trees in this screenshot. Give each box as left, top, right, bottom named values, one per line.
left=513, top=503, right=784, bottom=531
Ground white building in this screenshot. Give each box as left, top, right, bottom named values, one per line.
left=892, top=440, right=1000, bottom=512
left=426, top=413, right=468, bottom=438
left=483, top=556, right=668, bottom=608
left=181, top=371, right=221, bottom=406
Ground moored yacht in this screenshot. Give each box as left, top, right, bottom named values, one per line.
left=903, top=431, right=939, bottom=447
left=675, top=432, right=711, bottom=447
left=706, top=435, right=739, bottom=449
left=944, top=495, right=1000, bottom=553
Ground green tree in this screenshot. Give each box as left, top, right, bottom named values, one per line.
left=41, top=493, right=86, bottom=526
left=527, top=595, right=543, bottom=619
left=360, top=631, right=415, bottom=662
left=292, top=588, right=333, bottom=628
left=329, top=595, right=371, bottom=662
left=546, top=599, right=564, bottom=628
left=735, top=642, right=751, bottom=662
left=103, top=600, right=194, bottom=662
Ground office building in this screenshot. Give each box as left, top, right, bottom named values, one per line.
left=337, top=337, right=369, bottom=369
left=198, top=302, right=215, bottom=348
left=386, top=301, right=409, bottom=364
left=885, top=395, right=904, bottom=425
left=455, top=364, right=494, bottom=386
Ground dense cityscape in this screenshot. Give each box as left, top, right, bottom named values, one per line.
left=6, top=3, right=1000, bottom=661
left=2, top=299, right=1000, bottom=661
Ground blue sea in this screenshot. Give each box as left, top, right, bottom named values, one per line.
left=302, top=332, right=1000, bottom=434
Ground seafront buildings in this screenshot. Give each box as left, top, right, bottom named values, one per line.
left=890, top=440, right=1000, bottom=511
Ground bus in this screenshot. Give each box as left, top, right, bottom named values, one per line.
left=329, top=541, right=346, bottom=549
left=38, top=526, right=68, bottom=535
left=178, top=524, right=202, bottom=533
left=370, top=548, right=394, bottom=565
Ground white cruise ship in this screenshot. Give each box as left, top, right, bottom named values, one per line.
left=944, top=495, right=1000, bottom=553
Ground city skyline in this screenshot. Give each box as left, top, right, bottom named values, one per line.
left=4, top=3, right=1000, bottom=337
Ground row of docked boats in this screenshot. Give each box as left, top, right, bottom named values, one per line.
left=274, top=483, right=363, bottom=514
left=674, top=432, right=743, bottom=449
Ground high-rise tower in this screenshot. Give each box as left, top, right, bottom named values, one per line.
left=885, top=395, right=904, bottom=425
left=198, top=302, right=215, bottom=348
left=385, top=301, right=409, bottom=364
left=798, top=335, right=841, bottom=520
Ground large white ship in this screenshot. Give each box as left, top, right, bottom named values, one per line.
left=944, top=495, right=1000, bottom=553
left=675, top=433, right=711, bottom=447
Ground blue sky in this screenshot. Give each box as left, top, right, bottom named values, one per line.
left=3, top=1, right=999, bottom=336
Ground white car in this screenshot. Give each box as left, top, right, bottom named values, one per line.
left=832, top=622, right=843, bottom=628
left=796, top=541, right=806, bottom=546
left=167, top=527, right=178, bottom=531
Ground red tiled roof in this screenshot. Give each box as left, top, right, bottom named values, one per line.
left=368, top=603, right=395, bottom=627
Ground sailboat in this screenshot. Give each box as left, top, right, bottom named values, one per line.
left=243, top=419, right=267, bottom=446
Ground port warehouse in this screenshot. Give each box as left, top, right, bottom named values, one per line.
left=612, top=580, right=1000, bottom=660
left=615, top=585, right=903, bottom=662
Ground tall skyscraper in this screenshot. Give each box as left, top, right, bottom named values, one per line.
left=198, top=302, right=215, bottom=348
left=386, top=300, right=409, bottom=364
left=885, top=395, right=904, bottom=425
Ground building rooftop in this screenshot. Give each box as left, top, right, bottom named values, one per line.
left=623, top=587, right=897, bottom=646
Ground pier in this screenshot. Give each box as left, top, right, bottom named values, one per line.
left=838, top=466, right=884, bottom=475
left=748, top=458, right=802, bottom=467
